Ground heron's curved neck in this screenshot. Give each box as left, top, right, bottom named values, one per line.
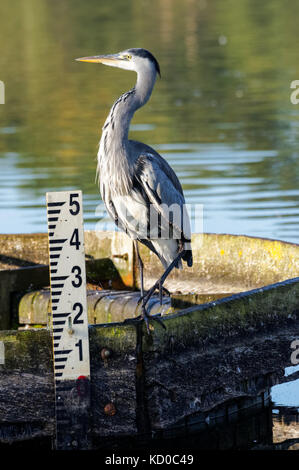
left=98, top=68, right=156, bottom=195
left=106, top=68, right=157, bottom=150
left=135, top=68, right=157, bottom=110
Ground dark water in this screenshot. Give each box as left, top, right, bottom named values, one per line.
left=0, top=0, right=298, bottom=450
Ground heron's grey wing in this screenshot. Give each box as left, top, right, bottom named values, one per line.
left=130, top=140, right=184, bottom=196
left=133, top=152, right=193, bottom=268
left=133, top=152, right=192, bottom=243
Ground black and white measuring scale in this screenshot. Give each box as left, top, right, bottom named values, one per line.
left=46, top=190, right=91, bottom=450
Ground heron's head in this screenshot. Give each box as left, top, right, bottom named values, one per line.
left=76, top=48, right=161, bottom=78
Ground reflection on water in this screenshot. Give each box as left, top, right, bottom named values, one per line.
left=1, top=139, right=299, bottom=242
left=0, top=0, right=298, bottom=448
left=272, top=408, right=299, bottom=450
left=0, top=0, right=299, bottom=242
left=268, top=366, right=299, bottom=450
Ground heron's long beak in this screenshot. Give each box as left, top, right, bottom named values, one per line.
left=75, top=54, right=124, bottom=66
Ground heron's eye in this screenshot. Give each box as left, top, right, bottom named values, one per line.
left=126, top=54, right=132, bottom=60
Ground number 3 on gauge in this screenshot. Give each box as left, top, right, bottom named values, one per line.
left=71, top=266, right=82, bottom=287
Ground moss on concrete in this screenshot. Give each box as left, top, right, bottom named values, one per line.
left=142, top=277, right=299, bottom=353
left=0, top=329, right=52, bottom=372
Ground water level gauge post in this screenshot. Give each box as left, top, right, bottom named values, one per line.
left=46, top=190, right=91, bottom=450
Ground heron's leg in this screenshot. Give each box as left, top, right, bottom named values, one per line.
left=134, top=240, right=168, bottom=305
left=132, top=241, right=166, bottom=332
left=159, top=280, right=162, bottom=305
left=140, top=302, right=166, bottom=334
left=133, top=242, right=180, bottom=334
left=143, top=249, right=186, bottom=309
left=158, top=283, right=170, bottom=304
left=134, top=240, right=144, bottom=298
left=158, top=282, right=171, bottom=305
left=138, top=284, right=170, bottom=305
left=137, top=250, right=186, bottom=333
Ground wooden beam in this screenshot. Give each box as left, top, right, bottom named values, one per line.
left=0, top=319, right=298, bottom=445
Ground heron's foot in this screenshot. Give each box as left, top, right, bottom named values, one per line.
left=127, top=309, right=166, bottom=333
left=137, top=305, right=166, bottom=334
left=141, top=278, right=165, bottom=309
left=143, top=311, right=166, bottom=334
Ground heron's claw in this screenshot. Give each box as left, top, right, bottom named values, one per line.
left=125, top=302, right=166, bottom=333
left=151, top=314, right=166, bottom=330
left=141, top=305, right=166, bottom=334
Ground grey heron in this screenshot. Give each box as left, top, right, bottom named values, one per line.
left=76, top=48, right=193, bottom=332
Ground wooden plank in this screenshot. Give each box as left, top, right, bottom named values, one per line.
left=0, top=231, right=299, bottom=446
left=142, top=321, right=299, bottom=433
left=0, top=329, right=54, bottom=443
left=0, top=316, right=298, bottom=445
left=89, top=324, right=139, bottom=440
left=141, top=276, right=299, bottom=353
left=140, top=278, right=299, bottom=432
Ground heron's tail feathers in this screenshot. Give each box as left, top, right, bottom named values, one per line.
left=182, top=248, right=193, bottom=267
left=151, top=238, right=193, bottom=270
